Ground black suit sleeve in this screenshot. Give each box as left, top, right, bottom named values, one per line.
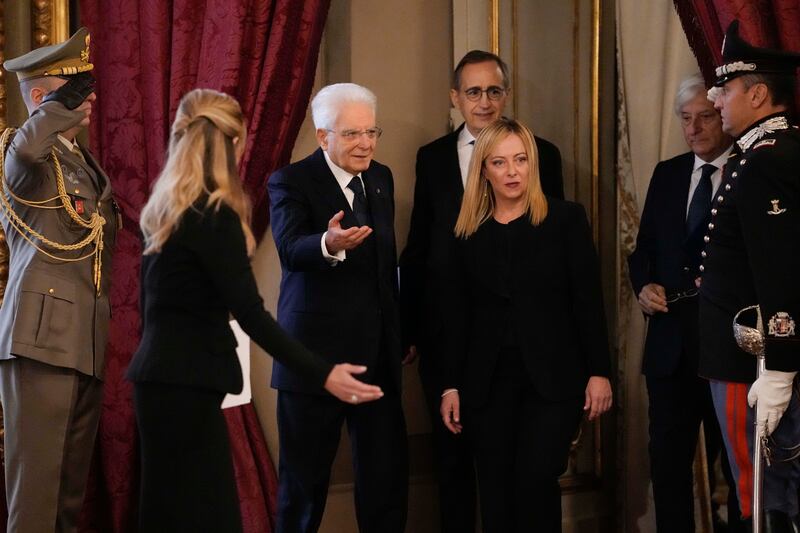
left=399, top=148, right=433, bottom=348
left=567, top=204, right=612, bottom=378
left=737, top=147, right=800, bottom=371
left=441, top=235, right=469, bottom=391
left=535, top=137, right=565, bottom=200
left=627, top=163, right=662, bottom=297
left=188, top=205, right=333, bottom=387
left=268, top=168, right=332, bottom=272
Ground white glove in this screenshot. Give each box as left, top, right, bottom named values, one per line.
left=747, top=369, right=797, bottom=436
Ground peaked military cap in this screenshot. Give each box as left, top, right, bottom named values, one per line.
left=3, top=27, right=93, bottom=81
left=714, top=20, right=800, bottom=86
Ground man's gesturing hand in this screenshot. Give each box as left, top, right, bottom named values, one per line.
left=325, top=210, right=372, bottom=253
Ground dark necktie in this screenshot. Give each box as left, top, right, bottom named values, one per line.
left=686, top=163, right=715, bottom=233
left=347, top=176, right=372, bottom=227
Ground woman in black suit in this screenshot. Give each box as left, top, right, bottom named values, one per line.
left=126, top=89, right=383, bottom=532
left=439, top=118, right=612, bottom=532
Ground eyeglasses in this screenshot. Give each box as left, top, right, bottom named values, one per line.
left=462, top=86, right=507, bottom=101
left=326, top=127, right=383, bottom=141
left=665, top=288, right=698, bottom=304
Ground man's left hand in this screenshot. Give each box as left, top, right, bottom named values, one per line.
left=748, top=369, right=797, bottom=436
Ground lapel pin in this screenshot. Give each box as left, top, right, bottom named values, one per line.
left=767, top=199, right=787, bottom=215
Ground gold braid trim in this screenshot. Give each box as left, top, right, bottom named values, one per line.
left=0, top=127, right=105, bottom=295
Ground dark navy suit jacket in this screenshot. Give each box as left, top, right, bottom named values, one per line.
left=628, top=151, right=714, bottom=377
left=268, top=148, right=402, bottom=394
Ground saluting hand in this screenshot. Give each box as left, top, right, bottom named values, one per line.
left=324, top=364, right=384, bottom=405
left=584, top=376, right=612, bottom=421
left=325, top=211, right=372, bottom=253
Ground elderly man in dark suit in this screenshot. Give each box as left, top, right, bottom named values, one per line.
left=0, top=28, right=118, bottom=532
left=269, top=83, right=407, bottom=533
left=628, top=73, right=737, bottom=532
left=399, top=49, right=564, bottom=532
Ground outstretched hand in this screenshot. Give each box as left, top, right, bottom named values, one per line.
left=324, top=363, right=383, bottom=405
left=324, top=211, right=372, bottom=253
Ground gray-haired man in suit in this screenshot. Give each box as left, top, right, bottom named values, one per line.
left=0, top=27, right=118, bottom=532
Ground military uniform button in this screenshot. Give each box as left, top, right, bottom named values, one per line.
left=704, top=235, right=710, bottom=243
left=741, top=159, right=747, bottom=165
left=732, top=172, right=738, bottom=178
left=74, top=189, right=80, bottom=194
left=701, top=251, right=707, bottom=258
left=708, top=223, right=715, bottom=230
left=711, top=208, right=718, bottom=215
left=699, top=265, right=705, bottom=272
left=48, top=288, right=54, bottom=294
left=683, top=266, right=690, bottom=272
left=717, top=195, right=724, bottom=203
left=725, top=184, right=732, bottom=191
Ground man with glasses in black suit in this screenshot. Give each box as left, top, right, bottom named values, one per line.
left=628, top=73, right=737, bottom=532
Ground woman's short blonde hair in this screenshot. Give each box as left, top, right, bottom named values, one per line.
left=454, top=117, right=548, bottom=238
left=140, top=88, right=254, bottom=255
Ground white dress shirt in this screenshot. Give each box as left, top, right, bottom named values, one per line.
left=320, top=150, right=366, bottom=264
left=457, top=127, right=476, bottom=188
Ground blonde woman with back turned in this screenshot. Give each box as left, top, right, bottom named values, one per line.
left=439, top=118, right=613, bottom=532
left=126, top=88, right=382, bottom=532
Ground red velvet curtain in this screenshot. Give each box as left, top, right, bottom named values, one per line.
left=72, top=2, right=330, bottom=531
left=673, top=0, right=800, bottom=106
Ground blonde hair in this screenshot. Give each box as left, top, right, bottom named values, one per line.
left=454, top=118, right=548, bottom=238
left=140, top=88, right=254, bottom=255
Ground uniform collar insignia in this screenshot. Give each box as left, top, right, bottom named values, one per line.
left=767, top=199, right=787, bottom=215
left=737, top=115, right=790, bottom=152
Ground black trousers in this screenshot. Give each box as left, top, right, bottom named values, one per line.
left=418, top=349, right=477, bottom=533
left=134, top=382, right=242, bottom=533
left=275, top=385, right=408, bottom=533
left=468, top=348, right=584, bottom=533
left=646, top=355, right=740, bottom=532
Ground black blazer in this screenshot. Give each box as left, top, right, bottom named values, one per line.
left=126, top=203, right=331, bottom=394
left=442, top=200, right=610, bottom=406
left=400, top=124, right=564, bottom=354
left=268, top=148, right=402, bottom=394
left=627, top=151, right=712, bottom=377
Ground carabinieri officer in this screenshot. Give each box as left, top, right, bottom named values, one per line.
left=699, top=20, right=800, bottom=530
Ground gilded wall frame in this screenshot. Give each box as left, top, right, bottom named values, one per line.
left=32, top=0, right=71, bottom=48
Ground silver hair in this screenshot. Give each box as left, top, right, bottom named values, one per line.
left=674, top=73, right=708, bottom=116
left=311, top=83, right=377, bottom=130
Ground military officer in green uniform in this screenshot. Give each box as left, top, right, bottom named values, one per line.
left=700, top=20, right=800, bottom=530
left=0, top=28, right=118, bottom=532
